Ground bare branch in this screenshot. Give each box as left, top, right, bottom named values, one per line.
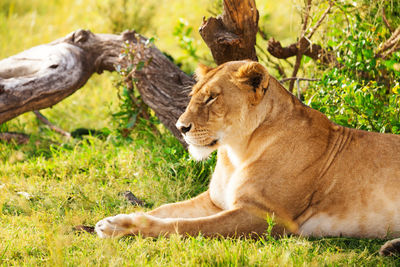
left=33, top=111, right=71, bottom=137
left=258, top=27, right=269, bottom=40
left=307, top=0, right=334, bottom=39
left=301, top=0, right=313, bottom=37
left=382, top=6, right=394, bottom=33
left=279, top=77, right=320, bottom=83
left=266, top=1, right=335, bottom=92
left=289, top=0, right=313, bottom=92
left=267, top=38, right=336, bottom=64
left=333, top=2, right=350, bottom=29
left=267, top=1, right=336, bottom=65
left=280, top=77, right=320, bottom=99
left=376, top=26, right=400, bottom=59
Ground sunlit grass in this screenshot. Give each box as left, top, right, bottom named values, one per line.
left=1, top=132, right=398, bottom=266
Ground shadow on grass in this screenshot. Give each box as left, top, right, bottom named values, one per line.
left=306, top=236, right=400, bottom=260
left=0, top=128, right=112, bottom=163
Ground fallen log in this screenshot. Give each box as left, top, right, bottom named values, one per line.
left=0, top=30, right=194, bottom=144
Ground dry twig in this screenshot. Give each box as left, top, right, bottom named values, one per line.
left=280, top=77, right=320, bottom=99
left=307, top=1, right=334, bottom=39
left=289, top=0, right=313, bottom=92
left=279, top=77, right=320, bottom=83
left=34, top=111, right=71, bottom=138
left=382, top=6, right=393, bottom=33
left=265, top=1, right=335, bottom=92
left=376, top=26, right=400, bottom=59
left=267, top=38, right=335, bottom=65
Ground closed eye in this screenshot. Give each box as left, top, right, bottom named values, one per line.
left=205, top=95, right=218, bottom=105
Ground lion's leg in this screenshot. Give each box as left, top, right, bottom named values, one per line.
left=95, top=207, right=290, bottom=238
left=147, top=190, right=222, bottom=218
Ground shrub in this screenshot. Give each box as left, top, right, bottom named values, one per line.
left=305, top=1, right=400, bottom=134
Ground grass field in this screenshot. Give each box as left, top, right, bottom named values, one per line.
left=1, top=0, right=400, bottom=266
left=1, top=128, right=398, bottom=266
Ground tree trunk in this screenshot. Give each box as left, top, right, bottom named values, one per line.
left=199, top=0, right=259, bottom=65
left=0, top=0, right=259, bottom=144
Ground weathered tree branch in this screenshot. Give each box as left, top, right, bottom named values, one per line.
left=289, top=0, right=313, bottom=92
left=376, top=26, right=400, bottom=59
left=0, top=30, right=194, bottom=145
left=306, top=0, right=334, bottom=39
left=34, top=110, right=71, bottom=137
left=199, top=0, right=259, bottom=65
left=279, top=77, right=320, bottom=83
left=267, top=38, right=336, bottom=65
left=382, top=6, right=394, bottom=33
left=266, top=0, right=335, bottom=93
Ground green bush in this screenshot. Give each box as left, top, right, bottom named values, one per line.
left=305, top=1, right=400, bottom=134
left=112, top=39, right=160, bottom=138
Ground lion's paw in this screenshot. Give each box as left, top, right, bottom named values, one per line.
left=95, top=213, right=150, bottom=238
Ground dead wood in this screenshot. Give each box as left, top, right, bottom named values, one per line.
left=0, top=30, right=194, bottom=145
left=34, top=111, right=71, bottom=137
left=376, top=26, right=400, bottom=59
left=267, top=38, right=336, bottom=65
left=382, top=6, right=394, bottom=33
left=199, top=0, right=259, bottom=65
left=288, top=0, right=313, bottom=92
left=123, top=191, right=145, bottom=207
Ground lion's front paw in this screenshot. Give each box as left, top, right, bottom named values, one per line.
left=95, top=213, right=150, bottom=238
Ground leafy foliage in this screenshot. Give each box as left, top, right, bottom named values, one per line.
left=173, top=19, right=201, bottom=62
left=112, top=39, right=160, bottom=137
left=305, top=1, right=400, bottom=134
left=172, top=19, right=214, bottom=73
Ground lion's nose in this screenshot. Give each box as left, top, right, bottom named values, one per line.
left=176, top=121, right=192, bottom=135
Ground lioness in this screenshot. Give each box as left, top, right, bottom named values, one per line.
left=95, top=60, right=400, bottom=255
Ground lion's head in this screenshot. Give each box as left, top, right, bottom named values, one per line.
left=176, top=60, right=271, bottom=160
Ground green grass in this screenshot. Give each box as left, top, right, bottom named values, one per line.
left=1, top=130, right=399, bottom=266
left=1, top=0, right=400, bottom=266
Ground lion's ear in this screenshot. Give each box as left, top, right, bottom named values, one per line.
left=195, top=63, right=213, bottom=81
left=235, top=61, right=270, bottom=105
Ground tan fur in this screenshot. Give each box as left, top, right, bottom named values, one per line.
left=96, top=60, right=400, bottom=240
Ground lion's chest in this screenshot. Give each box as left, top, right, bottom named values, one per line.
left=209, top=173, right=233, bottom=210
left=209, top=149, right=240, bottom=210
